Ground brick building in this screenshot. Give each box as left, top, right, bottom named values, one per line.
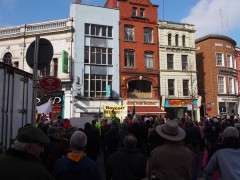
left=105, top=0, right=164, bottom=116
left=196, top=34, right=238, bottom=117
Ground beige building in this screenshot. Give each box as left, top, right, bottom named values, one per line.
left=158, top=20, right=200, bottom=120
left=0, top=18, right=74, bottom=119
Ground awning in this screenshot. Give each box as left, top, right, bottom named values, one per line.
left=128, top=106, right=166, bottom=115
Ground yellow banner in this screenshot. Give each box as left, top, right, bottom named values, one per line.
left=103, top=105, right=128, bottom=118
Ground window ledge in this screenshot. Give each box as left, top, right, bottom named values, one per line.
left=124, top=40, right=136, bottom=43
left=144, top=42, right=156, bottom=45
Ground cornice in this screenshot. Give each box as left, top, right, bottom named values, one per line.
left=0, top=27, right=73, bottom=41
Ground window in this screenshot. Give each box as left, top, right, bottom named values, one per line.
left=84, top=74, right=112, bottom=98
left=168, top=33, right=172, bottom=46
left=124, top=25, right=134, bottom=41
left=168, top=79, right=175, bottom=96
left=140, top=8, right=145, bottom=17
left=227, top=54, right=233, bottom=68
left=218, top=76, right=226, bottom=94
left=132, top=7, right=137, bottom=16
left=167, top=54, right=174, bottom=70
left=183, top=80, right=189, bottom=96
left=53, top=58, right=58, bottom=77
left=13, top=61, right=19, bottom=68
left=175, top=34, right=179, bottom=46
left=182, top=35, right=186, bottom=47
left=234, top=57, right=237, bottom=69
left=216, top=53, right=224, bottom=66
left=144, top=28, right=153, bottom=43
left=85, top=23, right=112, bottom=38
left=181, top=55, right=188, bottom=70
left=124, top=50, right=135, bottom=67
left=84, top=46, right=112, bottom=65
left=145, top=52, right=154, bottom=69
left=229, top=77, right=234, bottom=94
left=3, top=52, right=12, bottom=66
left=235, top=79, right=238, bottom=95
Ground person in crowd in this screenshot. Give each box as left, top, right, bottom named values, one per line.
left=185, top=119, right=202, bottom=153
left=52, top=131, right=101, bottom=180
left=128, top=116, right=146, bottom=154
left=204, top=126, right=240, bottom=180
left=204, top=117, right=221, bottom=148
left=0, top=126, right=53, bottom=180
left=106, top=134, right=147, bottom=180
left=41, top=126, right=69, bottom=172
left=104, top=121, right=120, bottom=163
left=84, top=121, right=101, bottom=161
left=146, top=120, right=193, bottom=180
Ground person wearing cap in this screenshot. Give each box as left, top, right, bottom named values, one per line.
left=204, top=126, right=240, bottom=180
left=52, top=131, right=101, bottom=180
left=146, top=120, right=193, bottom=180
left=0, top=126, right=54, bottom=180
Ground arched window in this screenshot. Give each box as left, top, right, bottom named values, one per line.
left=175, top=34, right=179, bottom=46
left=3, top=52, right=12, bottom=66
left=182, top=35, right=186, bottom=47
left=168, top=33, right=172, bottom=46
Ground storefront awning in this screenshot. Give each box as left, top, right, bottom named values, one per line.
left=128, top=106, right=166, bottom=115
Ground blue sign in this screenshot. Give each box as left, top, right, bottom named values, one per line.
left=106, top=85, right=111, bottom=98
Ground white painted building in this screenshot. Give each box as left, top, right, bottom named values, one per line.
left=70, top=4, right=121, bottom=118
left=158, top=20, right=200, bottom=120
left=0, top=18, right=74, bottom=119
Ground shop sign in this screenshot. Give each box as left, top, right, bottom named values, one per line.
left=164, top=99, right=198, bottom=107
left=127, top=101, right=157, bottom=106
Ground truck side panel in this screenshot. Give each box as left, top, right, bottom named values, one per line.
left=0, top=64, right=33, bottom=151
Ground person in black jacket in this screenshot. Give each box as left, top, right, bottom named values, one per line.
left=106, top=134, right=147, bottom=180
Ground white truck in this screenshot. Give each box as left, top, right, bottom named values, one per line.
left=0, top=62, right=33, bottom=151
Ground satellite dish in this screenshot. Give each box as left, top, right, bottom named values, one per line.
left=26, top=38, right=54, bottom=70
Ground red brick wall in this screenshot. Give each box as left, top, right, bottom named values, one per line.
left=196, top=37, right=237, bottom=116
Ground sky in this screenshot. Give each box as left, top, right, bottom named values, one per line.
left=0, top=0, right=239, bottom=46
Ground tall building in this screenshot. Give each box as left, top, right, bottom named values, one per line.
left=158, top=20, right=200, bottom=120
left=196, top=34, right=238, bottom=117
left=70, top=3, right=121, bottom=118
left=105, top=0, right=164, bottom=117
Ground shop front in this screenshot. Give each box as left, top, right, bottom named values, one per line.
left=218, top=97, right=239, bottom=115
left=162, top=96, right=201, bottom=121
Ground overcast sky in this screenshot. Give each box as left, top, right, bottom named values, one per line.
left=0, top=0, right=239, bottom=45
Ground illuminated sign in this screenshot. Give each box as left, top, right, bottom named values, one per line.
left=164, top=99, right=198, bottom=107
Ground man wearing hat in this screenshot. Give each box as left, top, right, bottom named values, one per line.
left=0, top=126, right=54, bottom=180
left=146, top=120, right=193, bottom=180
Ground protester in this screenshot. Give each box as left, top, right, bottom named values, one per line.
left=0, top=126, right=53, bottom=180
left=52, top=131, right=101, bottom=180
left=204, top=126, right=240, bottom=180
left=146, top=120, right=193, bottom=180
left=106, top=134, right=147, bottom=180
left=84, top=121, right=101, bottom=161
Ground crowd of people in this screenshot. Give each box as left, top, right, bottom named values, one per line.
left=1, top=114, right=240, bottom=180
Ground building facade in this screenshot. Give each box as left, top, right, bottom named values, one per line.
left=158, top=20, right=200, bottom=120
left=196, top=34, right=238, bottom=117
left=105, top=0, right=164, bottom=117
left=70, top=3, right=121, bottom=118
left=0, top=18, right=74, bottom=119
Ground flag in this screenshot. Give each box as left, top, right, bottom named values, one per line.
left=98, top=107, right=101, bottom=121
left=131, top=104, right=136, bottom=118
left=36, top=100, right=52, bottom=114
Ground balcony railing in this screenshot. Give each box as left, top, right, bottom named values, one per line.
left=128, top=92, right=152, bottom=99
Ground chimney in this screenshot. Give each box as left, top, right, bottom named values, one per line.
left=75, top=0, right=81, bottom=4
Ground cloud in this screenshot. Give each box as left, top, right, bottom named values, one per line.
left=181, top=0, right=240, bottom=39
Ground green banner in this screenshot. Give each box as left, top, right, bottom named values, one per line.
left=62, top=50, right=68, bottom=73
